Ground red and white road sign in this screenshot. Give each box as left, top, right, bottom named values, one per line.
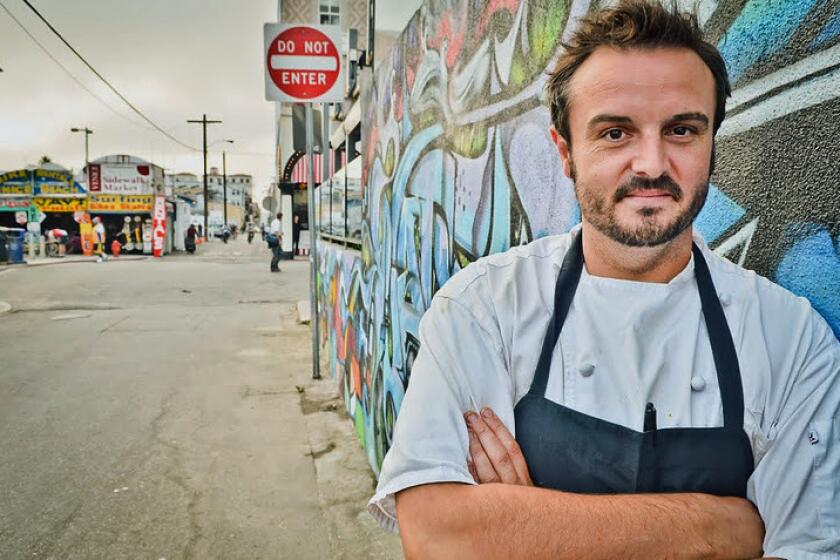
left=264, top=23, right=344, bottom=103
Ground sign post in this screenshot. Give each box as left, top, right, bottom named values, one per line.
left=265, top=23, right=344, bottom=379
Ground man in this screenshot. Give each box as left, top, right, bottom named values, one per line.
left=269, top=211, right=283, bottom=272
left=185, top=224, right=197, bottom=254
left=369, top=2, right=839, bottom=558
left=292, top=215, right=301, bottom=256
left=46, top=228, right=67, bottom=257
left=92, top=216, right=108, bottom=262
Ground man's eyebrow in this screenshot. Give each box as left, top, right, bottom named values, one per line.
left=586, top=114, right=632, bottom=131
left=665, top=113, right=710, bottom=127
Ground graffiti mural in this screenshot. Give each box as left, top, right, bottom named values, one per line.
left=317, top=0, right=840, bottom=474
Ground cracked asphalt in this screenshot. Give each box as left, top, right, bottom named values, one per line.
left=0, top=239, right=401, bottom=559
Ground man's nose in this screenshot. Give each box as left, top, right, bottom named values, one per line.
left=630, top=135, right=668, bottom=179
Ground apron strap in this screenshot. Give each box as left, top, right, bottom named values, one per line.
left=529, top=231, right=584, bottom=397
left=691, top=244, right=745, bottom=430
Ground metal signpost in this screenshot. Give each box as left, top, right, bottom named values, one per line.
left=264, top=23, right=344, bottom=379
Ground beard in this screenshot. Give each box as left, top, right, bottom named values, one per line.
left=571, top=161, right=709, bottom=247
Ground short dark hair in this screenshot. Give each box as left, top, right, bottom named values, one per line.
left=276, top=212, right=283, bottom=219
left=547, top=0, right=730, bottom=145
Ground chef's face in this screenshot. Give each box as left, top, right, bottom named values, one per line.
left=551, top=47, right=716, bottom=247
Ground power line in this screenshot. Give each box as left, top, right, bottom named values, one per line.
left=0, top=0, right=145, bottom=128
left=18, top=0, right=199, bottom=151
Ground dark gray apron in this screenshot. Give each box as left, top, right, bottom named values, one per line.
left=514, top=232, right=754, bottom=496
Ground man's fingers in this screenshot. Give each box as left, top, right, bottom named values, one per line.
left=468, top=428, right=500, bottom=483
left=479, top=407, right=533, bottom=486
left=466, top=411, right=519, bottom=484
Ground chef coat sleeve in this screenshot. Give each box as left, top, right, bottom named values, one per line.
left=367, top=282, right=515, bottom=533
left=747, top=308, right=840, bottom=559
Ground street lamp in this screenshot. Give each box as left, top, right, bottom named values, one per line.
left=70, top=127, right=93, bottom=184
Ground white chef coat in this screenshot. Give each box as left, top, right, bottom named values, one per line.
left=369, top=226, right=840, bottom=559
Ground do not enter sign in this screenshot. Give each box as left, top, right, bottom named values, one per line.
left=264, top=24, right=344, bottom=103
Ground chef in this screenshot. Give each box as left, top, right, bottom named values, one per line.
left=368, top=1, right=840, bottom=558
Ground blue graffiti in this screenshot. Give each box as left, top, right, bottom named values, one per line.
left=694, top=183, right=747, bottom=243
left=775, top=224, right=840, bottom=337
left=718, top=0, right=822, bottom=83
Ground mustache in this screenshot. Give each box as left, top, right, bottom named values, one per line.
left=614, top=175, right=683, bottom=202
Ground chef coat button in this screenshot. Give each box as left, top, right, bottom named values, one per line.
left=690, top=376, right=706, bottom=391
left=719, top=292, right=731, bottom=306
left=578, top=362, right=595, bottom=378
left=808, top=430, right=820, bottom=445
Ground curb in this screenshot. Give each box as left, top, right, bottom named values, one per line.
left=20, top=256, right=150, bottom=268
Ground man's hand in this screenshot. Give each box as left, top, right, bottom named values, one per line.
left=465, top=407, right=533, bottom=486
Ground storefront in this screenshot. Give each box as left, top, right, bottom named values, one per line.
left=0, top=169, right=35, bottom=229
left=88, top=193, right=155, bottom=253
left=87, top=155, right=166, bottom=254
left=32, top=167, right=88, bottom=234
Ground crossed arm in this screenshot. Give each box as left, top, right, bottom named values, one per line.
left=395, top=408, right=768, bottom=560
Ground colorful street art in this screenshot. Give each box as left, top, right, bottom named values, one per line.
left=317, top=0, right=840, bottom=474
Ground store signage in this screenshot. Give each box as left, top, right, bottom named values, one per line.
left=88, top=194, right=154, bottom=213
left=88, top=164, right=102, bottom=192
left=0, top=168, right=32, bottom=195
left=152, top=196, right=166, bottom=257
left=34, top=197, right=88, bottom=213
left=94, top=164, right=152, bottom=195
left=0, top=198, right=32, bottom=210
left=264, top=24, right=343, bottom=102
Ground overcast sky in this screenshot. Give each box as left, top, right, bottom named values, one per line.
left=0, top=0, right=421, bottom=200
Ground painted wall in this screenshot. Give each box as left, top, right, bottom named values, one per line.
left=317, top=0, right=840, bottom=474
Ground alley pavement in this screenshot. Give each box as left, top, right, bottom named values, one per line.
left=0, top=238, right=401, bottom=559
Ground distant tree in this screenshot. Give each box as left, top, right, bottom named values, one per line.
left=38, top=155, right=52, bottom=165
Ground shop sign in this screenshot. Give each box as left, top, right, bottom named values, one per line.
left=89, top=164, right=102, bottom=192
left=34, top=197, right=88, bottom=213
left=32, top=169, right=82, bottom=195
left=0, top=169, right=32, bottom=196
left=88, top=194, right=154, bottom=213
left=96, top=164, right=153, bottom=195
left=0, top=197, right=32, bottom=210
left=152, top=196, right=166, bottom=257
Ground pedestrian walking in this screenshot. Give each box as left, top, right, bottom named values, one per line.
left=268, top=212, right=283, bottom=272
left=185, top=224, right=197, bottom=254
left=92, top=217, right=108, bottom=262
left=292, top=215, right=301, bottom=256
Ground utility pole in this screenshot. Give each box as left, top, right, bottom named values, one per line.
left=218, top=139, right=233, bottom=225
left=222, top=151, right=228, bottom=226
left=187, top=114, right=222, bottom=236
left=70, top=127, right=93, bottom=183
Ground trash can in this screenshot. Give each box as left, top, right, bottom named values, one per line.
left=0, top=230, right=7, bottom=263
left=4, top=228, right=26, bottom=264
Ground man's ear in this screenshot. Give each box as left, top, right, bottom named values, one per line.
left=549, top=127, right=573, bottom=180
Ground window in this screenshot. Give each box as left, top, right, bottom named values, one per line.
left=319, top=0, right=339, bottom=25
left=346, top=157, right=362, bottom=240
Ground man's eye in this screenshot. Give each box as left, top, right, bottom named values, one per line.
left=604, top=129, right=624, bottom=140
left=671, top=126, right=693, bottom=136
